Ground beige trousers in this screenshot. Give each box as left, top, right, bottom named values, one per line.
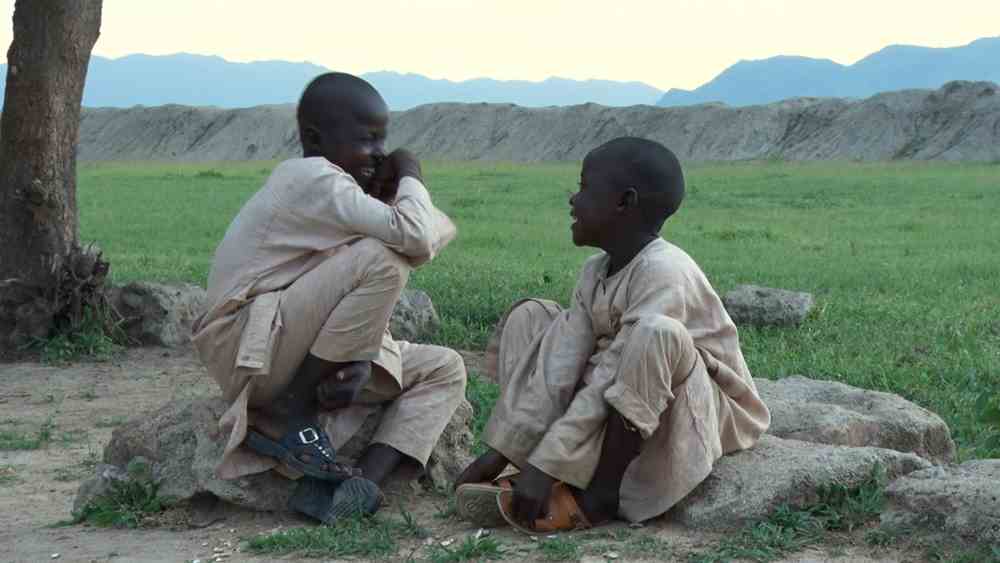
left=195, top=239, right=467, bottom=480
left=483, top=299, right=724, bottom=522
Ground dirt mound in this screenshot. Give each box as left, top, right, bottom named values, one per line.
left=77, top=81, right=1000, bottom=162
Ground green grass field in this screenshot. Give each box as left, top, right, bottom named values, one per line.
left=77, top=159, right=1000, bottom=460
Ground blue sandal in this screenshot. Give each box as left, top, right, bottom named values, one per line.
left=289, top=476, right=383, bottom=524
left=245, top=426, right=359, bottom=482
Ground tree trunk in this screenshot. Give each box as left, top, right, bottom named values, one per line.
left=0, top=0, right=103, bottom=354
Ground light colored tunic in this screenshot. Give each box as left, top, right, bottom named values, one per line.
left=484, top=238, right=770, bottom=522
left=192, top=157, right=462, bottom=480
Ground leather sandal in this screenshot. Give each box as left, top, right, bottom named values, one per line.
left=289, top=476, right=383, bottom=524
left=245, top=426, right=359, bottom=482
left=456, top=473, right=518, bottom=527
left=497, top=482, right=594, bottom=534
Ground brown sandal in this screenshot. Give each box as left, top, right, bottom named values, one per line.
left=497, top=482, right=593, bottom=534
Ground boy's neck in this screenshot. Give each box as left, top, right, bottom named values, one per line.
left=603, top=232, right=658, bottom=277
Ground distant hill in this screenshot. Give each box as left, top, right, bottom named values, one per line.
left=0, top=53, right=663, bottom=110
left=77, top=81, right=1000, bottom=163
left=658, top=37, right=1000, bottom=107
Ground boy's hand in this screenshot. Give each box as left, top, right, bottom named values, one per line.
left=367, top=149, right=422, bottom=204
left=316, top=361, right=372, bottom=410
left=512, top=463, right=555, bottom=528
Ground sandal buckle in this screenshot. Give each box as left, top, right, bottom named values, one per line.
left=298, top=427, right=320, bottom=444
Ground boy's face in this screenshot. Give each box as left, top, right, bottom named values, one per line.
left=569, top=157, right=621, bottom=248
left=309, top=94, right=389, bottom=190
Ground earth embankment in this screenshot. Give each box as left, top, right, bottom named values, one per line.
left=77, top=81, right=1000, bottom=162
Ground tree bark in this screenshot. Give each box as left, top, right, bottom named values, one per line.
left=0, top=1, right=103, bottom=354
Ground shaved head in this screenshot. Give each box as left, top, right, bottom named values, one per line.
left=297, top=72, right=387, bottom=135
left=584, top=137, right=685, bottom=228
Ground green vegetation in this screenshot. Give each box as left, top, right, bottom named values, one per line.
left=31, top=305, right=124, bottom=364
left=245, top=513, right=428, bottom=558
left=74, top=459, right=168, bottom=528
left=427, top=535, right=504, bottom=562
left=0, top=465, right=18, bottom=486
left=690, top=466, right=885, bottom=562
left=0, top=419, right=53, bottom=450
left=466, top=373, right=500, bottom=454
left=77, top=159, right=1000, bottom=459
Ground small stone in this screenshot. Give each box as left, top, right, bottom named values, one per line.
left=200, top=542, right=208, bottom=547
left=51, top=555, right=60, bottom=560
left=604, top=552, right=620, bottom=560
left=440, top=538, right=455, bottom=547
left=722, top=285, right=814, bottom=328
left=192, top=560, right=202, bottom=563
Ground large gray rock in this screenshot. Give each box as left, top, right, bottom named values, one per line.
left=758, top=376, right=955, bottom=463
left=670, top=435, right=931, bottom=530
left=108, top=282, right=206, bottom=347
left=390, top=288, right=441, bottom=342
left=78, top=396, right=473, bottom=513
left=882, top=460, right=1000, bottom=542
left=722, top=285, right=815, bottom=327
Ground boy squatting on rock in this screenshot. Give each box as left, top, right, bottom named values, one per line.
left=455, top=137, right=771, bottom=532
left=192, top=72, right=466, bottom=522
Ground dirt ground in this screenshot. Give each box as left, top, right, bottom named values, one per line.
left=1, top=347, right=918, bottom=562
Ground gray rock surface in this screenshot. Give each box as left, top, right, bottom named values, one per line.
left=882, top=460, right=1000, bottom=542
left=722, top=285, right=815, bottom=327
left=758, top=376, right=955, bottom=463
left=108, top=282, right=206, bottom=347
left=80, top=396, right=473, bottom=513
left=390, top=289, right=441, bottom=342
left=670, top=435, right=931, bottom=530
left=77, top=81, right=1000, bottom=162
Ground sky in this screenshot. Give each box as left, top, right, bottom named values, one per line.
left=1, top=0, right=998, bottom=91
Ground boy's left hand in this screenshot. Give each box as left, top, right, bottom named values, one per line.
left=512, top=463, right=555, bottom=527
left=367, top=160, right=399, bottom=204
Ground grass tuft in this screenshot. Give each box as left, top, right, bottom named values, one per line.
left=74, top=459, right=168, bottom=528
left=427, top=535, right=504, bottom=562
left=466, top=373, right=500, bottom=454
left=0, top=419, right=54, bottom=451
left=538, top=536, right=580, bottom=561
left=246, top=512, right=427, bottom=558
left=31, top=306, right=123, bottom=364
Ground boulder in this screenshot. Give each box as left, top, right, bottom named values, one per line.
left=758, top=376, right=955, bottom=463
left=722, top=285, right=814, bottom=327
left=882, top=460, right=1000, bottom=542
left=108, top=282, right=206, bottom=347
left=78, top=395, right=473, bottom=513
left=670, top=435, right=931, bottom=530
left=390, top=288, right=441, bottom=342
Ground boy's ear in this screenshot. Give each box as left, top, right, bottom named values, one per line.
left=302, top=125, right=322, bottom=151
left=619, top=187, right=639, bottom=210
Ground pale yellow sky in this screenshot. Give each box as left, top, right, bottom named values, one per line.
left=2, top=0, right=998, bottom=90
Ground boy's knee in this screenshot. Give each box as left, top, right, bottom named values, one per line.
left=425, top=345, right=468, bottom=393
left=350, top=237, right=411, bottom=287
left=505, top=299, right=559, bottom=332
left=634, top=315, right=693, bottom=351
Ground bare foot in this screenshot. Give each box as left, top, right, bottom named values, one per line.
left=454, top=448, right=509, bottom=490
left=317, top=360, right=372, bottom=410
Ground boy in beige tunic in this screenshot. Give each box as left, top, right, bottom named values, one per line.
left=456, top=137, right=769, bottom=531
left=192, top=73, right=465, bottom=522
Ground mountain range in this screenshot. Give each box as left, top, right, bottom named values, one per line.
left=657, top=37, right=1000, bottom=106
left=1, top=37, right=998, bottom=109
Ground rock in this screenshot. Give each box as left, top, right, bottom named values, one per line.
left=108, top=282, right=206, bottom=347
left=390, top=289, right=441, bottom=342
left=82, top=395, right=473, bottom=513
left=670, top=435, right=931, bottom=530
left=882, top=460, right=1000, bottom=542
left=758, top=376, right=955, bottom=463
left=72, top=464, right=129, bottom=515
left=722, top=285, right=814, bottom=327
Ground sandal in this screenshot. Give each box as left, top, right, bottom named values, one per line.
left=456, top=474, right=517, bottom=527
left=289, top=476, right=383, bottom=524
left=245, top=426, right=359, bottom=482
left=497, top=482, right=593, bottom=534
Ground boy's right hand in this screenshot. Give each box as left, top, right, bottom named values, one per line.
left=369, top=149, right=423, bottom=204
